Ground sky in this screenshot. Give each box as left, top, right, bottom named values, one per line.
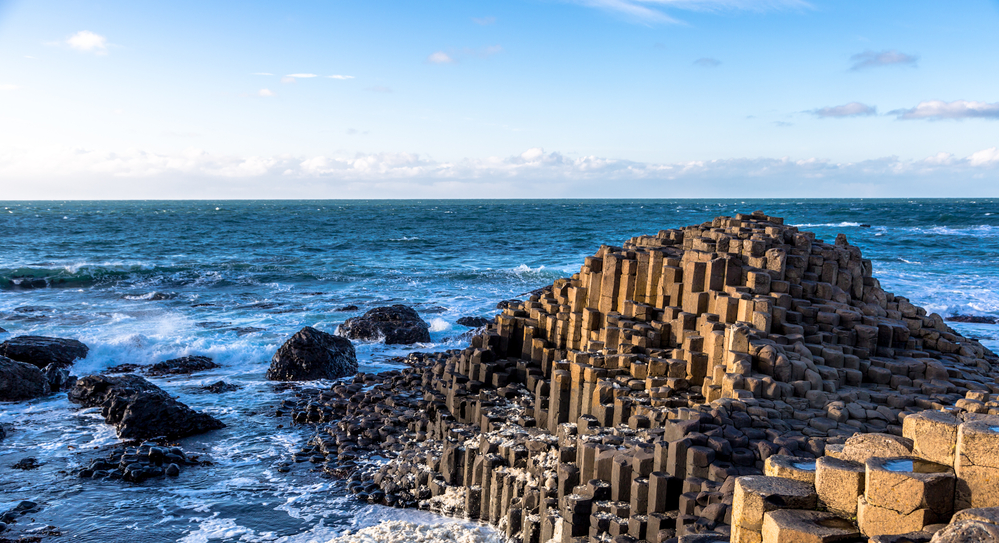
left=0, top=0, right=997, bottom=198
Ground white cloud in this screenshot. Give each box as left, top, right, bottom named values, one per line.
left=328, top=75, right=355, bottom=80
left=0, top=84, right=20, bottom=91
left=570, top=0, right=809, bottom=23
left=811, top=102, right=877, bottom=118
left=427, top=51, right=455, bottom=64
left=694, top=57, right=721, bottom=67
left=285, top=73, right=318, bottom=78
left=892, top=100, right=999, bottom=120
left=849, top=50, right=918, bottom=71
left=66, top=30, right=108, bottom=54
left=258, top=89, right=275, bottom=97
left=968, top=148, right=999, bottom=167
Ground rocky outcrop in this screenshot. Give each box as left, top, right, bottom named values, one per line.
left=280, top=212, right=999, bottom=543
left=41, top=363, right=76, bottom=392
left=456, top=316, right=491, bottom=328
left=267, top=326, right=357, bottom=381
left=68, top=374, right=224, bottom=440
left=0, top=335, right=89, bottom=368
left=0, top=356, right=50, bottom=401
left=337, top=305, right=431, bottom=344
left=146, top=355, right=217, bottom=376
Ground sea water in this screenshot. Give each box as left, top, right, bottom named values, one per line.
left=0, top=199, right=997, bottom=541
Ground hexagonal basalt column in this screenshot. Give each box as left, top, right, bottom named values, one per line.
left=815, top=456, right=865, bottom=517
left=732, top=476, right=817, bottom=543
left=956, top=419, right=999, bottom=509
left=765, top=456, right=817, bottom=485
left=762, top=509, right=861, bottom=543
left=859, top=457, right=955, bottom=536
left=902, top=410, right=960, bottom=466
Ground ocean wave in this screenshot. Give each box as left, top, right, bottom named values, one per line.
left=793, top=222, right=862, bottom=228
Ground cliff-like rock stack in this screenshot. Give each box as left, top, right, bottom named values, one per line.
left=285, top=212, right=999, bottom=543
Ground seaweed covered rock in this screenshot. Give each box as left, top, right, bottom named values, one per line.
left=0, top=335, right=89, bottom=368
left=337, top=305, right=431, bottom=344
left=0, top=355, right=50, bottom=401
left=267, top=326, right=357, bottom=381
left=68, top=374, right=224, bottom=440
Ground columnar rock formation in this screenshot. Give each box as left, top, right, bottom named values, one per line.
left=288, top=212, right=999, bottom=542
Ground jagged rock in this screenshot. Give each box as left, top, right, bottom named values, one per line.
left=146, top=355, right=218, bottom=376
left=41, top=363, right=76, bottom=392
left=202, top=381, right=240, bottom=393
left=456, top=316, right=491, bottom=328
left=267, top=327, right=358, bottom=381
left=946, top=315, right=999, bottom=324
left=337, top=305, right=431, bottom=344
left=336, top=305, right=359, bottom=312
left=68, top=374, right=224, bottom=440
left=0, top=335, right=89, bottom=368
left=0, top=355, right=50, bottom=401
left=104, top=363, right=141, bottom=374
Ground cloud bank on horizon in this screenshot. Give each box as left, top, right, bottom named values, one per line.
left=0, top=0, right=996, bottom=198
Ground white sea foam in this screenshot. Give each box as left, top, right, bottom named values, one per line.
left=428, top=318, right=452, bottom=332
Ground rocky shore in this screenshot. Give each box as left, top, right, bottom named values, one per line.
left=281, top=212, right=999, bottom=543
left=4, top=211, right=999, bottom=542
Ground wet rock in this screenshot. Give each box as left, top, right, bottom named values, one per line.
left=166, top=463, right=180, bottom=476
left=202, top=381, right=240, bottom=393
left=337, top=305, right=431, bottom=344
left=495, top=299, right=521, bottom=310
left=104, top=363, right=141, bottom=374
left=946, top=315, right=999, bottom=324
left=0, top=355, right=50, bottom=401
left=267, top=326, right=358, bottom=381
left=336, top=305, right=359, bottom=312
left=232, top=327, right=265, bottom=336
left=68, top=374, right=225, bottom=440
left=11, top=457, right=41, bottom=470
left=0, top=326, right=7, bottom=334
left=41, top=363, right=75, bottom=392
left=146, top=355, right=218, bottom=376
left=0, top=335, right=89, bottom=368
left=456, top=316, right=491, bottom=328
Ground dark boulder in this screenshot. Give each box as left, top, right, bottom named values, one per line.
left=0, top=335, right=89, bottom=368
left=203, top=381, right=240, bottom=393
left=146, top=355, right=218, bottom=376
left=42, top=363, right=76, bottom=392
left=336, top=305, right=359, bottom=312
left=68, top=374, right=224, bottom=440
left=946, top=315, right=998, bottom=324
left=337, top=305, right=431, bottom=344
left=267, top=327, right=357, bottom=381
left=0, top=356, right=50, bottom=401
left=456, top=316, right=491, bottom=328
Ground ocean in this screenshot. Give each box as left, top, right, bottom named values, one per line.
left=1, top=199, right=997, bottom=541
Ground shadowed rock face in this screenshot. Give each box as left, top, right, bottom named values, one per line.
left=267, top=326, right=358, bottom=381
left=146, top=355, right=218, bottom=376
left=68, top=374, right=225, bottom=440
left=337, top=305, right=431, bottom=345
left=0, top=355, right=50, bottom=401
left=0, top=336, right=89, bottom=368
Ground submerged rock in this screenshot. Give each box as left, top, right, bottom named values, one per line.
left=946, top=315, right=999, bottom=324
left=337, top=305, right=431, bottom=344
left=0, top=355, right=50, bottom=401
left=41, top=363, right=76, bottom=392
left=146, top=355, right=218, bottom=376
left=267, top=327, right=357, bottom=381
left=0, top=335, right=89, bottom=368
left=202, top=381, right=240, bottom=393
left=456, top=316, right=491, bottom=328
left=68, top=374, right=225, bottom=440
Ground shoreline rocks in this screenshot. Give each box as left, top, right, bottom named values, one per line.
left=68, top=374, right=225, bottom=440
left=0, top=355, right=50, bottom=401
left=337, top=305, right=431, bottom=344
left=281, top=212, right=999, bottom=543
left=146, top=355, right=218, bottom=376
left=267, top=326, right=358, bottom=381
left=0, top=335, right=89, bottom=369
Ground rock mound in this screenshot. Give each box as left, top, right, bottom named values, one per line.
left=0, top=335, right=89, bottom=368
left=267, top=326, right=357, bottom=381
left=146, top=355, right=218, bottom=376
left=337, top=305, right=431, bottom=344
left=68, top=374, right=224, bottom=440
left=0, top=356, right=50, bottom=401
left=456, top=316, right=491, bottom=328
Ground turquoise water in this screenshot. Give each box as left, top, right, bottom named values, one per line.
left=0, top=199, right=997, bottom=540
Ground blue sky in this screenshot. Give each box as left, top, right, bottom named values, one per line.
left=0, top=0, right=997, bottom=198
